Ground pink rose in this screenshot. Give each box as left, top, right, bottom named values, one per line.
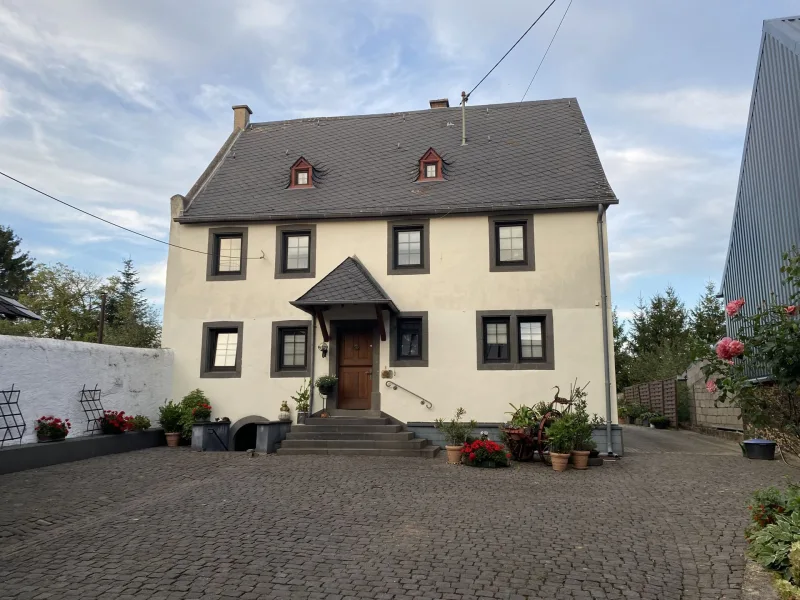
left=706, top=380, right=718, bottom=394
left=716, top=337, right=733, bottom=360
left=728, top=339, right=744, bottom=357
left=726, top=298, right=745, bottom=317
left=787, top=306, right=797, bottom=316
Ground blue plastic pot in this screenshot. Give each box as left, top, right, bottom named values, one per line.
left=741, top=439, right=776, bottom=460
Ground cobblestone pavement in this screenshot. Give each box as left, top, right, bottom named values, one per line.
left=0, top=427, right=796, bottom=600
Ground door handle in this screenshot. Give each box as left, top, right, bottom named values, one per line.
left=367, top=370, right=372, bottom=378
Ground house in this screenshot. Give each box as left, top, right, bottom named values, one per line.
left=162, top=97, right=619, bottom=456
left=721, top=15, right=800, bottom=346
left=0, top=293, right=41, bottom=321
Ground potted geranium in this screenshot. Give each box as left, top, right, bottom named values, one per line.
left=99, top=410, right=134, bottom=434
left=159, top=401, right=183, bottom=447
left=292, top=380, right=310, bottom=424
left=462, top=433, right=511, bottom=468
left=192, top=403, right=212, bottom=422
left=546, top=414, right=575, bottom=472
left=434, top=407, right=477, bottom=465
left=315, top=375, right=338, bottom=417
left=35, top=415, right=71, bottom=442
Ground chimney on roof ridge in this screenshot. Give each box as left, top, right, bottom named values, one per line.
left=429, top=98, right=450, bottom=109
left=232, top=104, right=252, bottom=131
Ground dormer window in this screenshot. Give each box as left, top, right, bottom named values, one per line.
left=418, top=148, right=443, bottom=181
left=289, top=157, right=313, bottom=188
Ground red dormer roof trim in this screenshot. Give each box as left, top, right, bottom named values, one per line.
left=290, top=157, right=314, bottom=188
left=418, top=148, right=444, bottom=181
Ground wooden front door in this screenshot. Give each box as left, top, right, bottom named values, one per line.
left=337, top=328, right=374, bottom=410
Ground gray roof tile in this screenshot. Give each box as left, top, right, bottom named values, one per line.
left=180, top=98, right=616, bottom=222
left=291, top=257, right=398, bottom=312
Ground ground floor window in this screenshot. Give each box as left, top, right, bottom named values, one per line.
left=201, top=321, right=243, bottom=378
left=390, top=312, right=429, bottom=367
left=270, top=320, right=313, bottom=377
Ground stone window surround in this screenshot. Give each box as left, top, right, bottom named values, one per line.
left=488, top=214, right=535, bottom=272
left=270, top=320, right=313, bottom=378
left=475, top=310, right=554, bottom=370
left=206, top=227, right=248, bottom=281
left=200, top=321, right=244, bottom=378
left=274, top=224, right=317, bottom=279
left=389, top=311, right=429, bottom=368
left=387, top=219, right=430, bottom=275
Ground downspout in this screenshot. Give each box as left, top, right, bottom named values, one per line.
left=309, top=313, right=317, bottom=416
left=597, top=204, right=614, bottom=457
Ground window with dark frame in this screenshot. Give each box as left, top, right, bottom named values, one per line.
left=295, top=169, right=309, bottom=186
left=394, top=227, right=423, bottom=268
left=396, top=318, right=423, bottom=359
left=518, top=318, right=545, bottom=362
left=496, top=223, right=526, bottom=264
left=214, top=234, right=243, bottom=274
left=208, top=328, right=239, bottom=372
left=279, top=328, right=307, bottom=370
left=483, top=318, right=510, bottom=362
left=282, top=232, right=311, bottom=272
left=424, top=162, right=437, bottom=179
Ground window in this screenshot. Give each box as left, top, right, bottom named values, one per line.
left=424, top=163, right=437, bottom=179
left=271, top=321, right=313, bottom=377
left=390, top=312, right=429, bottom=367
left=418, top=148, right=443, bottom=181
left=387, top=220, right=430, bottom=275
left=488, top=215, right=535, bottom=272
left=483, top=318, right=510, bottom=362
left=283, top=233, right=310, bottom=272
left=201, top=322, right=243, bottom=378
left=295, top=169, right=309, bottom=186
left=289, top=157, right=313, bottom=189
left=275, top=225, right=316, bottom=279
left=206, top=228, right=248, bottom=281
left=476, top=310, right=554, bottom=370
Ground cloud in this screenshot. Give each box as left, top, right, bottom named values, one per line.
left=620, top=88, right=751, bottom=131
left=139, top=259, right=167, bottom=290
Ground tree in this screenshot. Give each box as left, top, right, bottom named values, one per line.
left=690, top=280, right=726, bottom=347
left=613, top=306, right=632, bottom=391
left=629, top=286, right=690, bottom=355
left=103, top=258, right=161, bottom=348
left=0, top=225, right=35, bottom=297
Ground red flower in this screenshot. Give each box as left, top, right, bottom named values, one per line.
left=786, top=305, right=797, bottom=316
left=468, top=452, right=476, bottom=461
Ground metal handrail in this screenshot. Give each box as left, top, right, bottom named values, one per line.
left=384, top=380, right=433, bottom=409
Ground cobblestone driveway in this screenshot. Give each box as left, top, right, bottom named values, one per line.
left=0, top=427, right=795, bottom=599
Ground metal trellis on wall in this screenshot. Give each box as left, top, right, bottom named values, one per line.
left=79, top=385, right=104, bottom=434
left=0, top=385, right=26, bottom=447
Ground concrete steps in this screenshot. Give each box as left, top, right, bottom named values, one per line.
left=276, top=416, right=439, bottom=458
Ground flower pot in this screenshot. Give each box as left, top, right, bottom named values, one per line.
left=101, top=425, right=125, bottom=435
left=297, top=412, right=308, bottom=425
left=165, top=432, right=181, bottom=448
left=550, top=452, right=570, bottom=472
left=445, top=445, right=463, bottom=465
left=571, top=450, right=590, bottom=470
left=741, top=439, right=776, bottom=460
left=37, top=433, right=66, bottom=443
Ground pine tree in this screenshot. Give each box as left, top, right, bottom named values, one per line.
left=690, top=280, right=725, bottom=346
left=103, top=258, right=161, bottom=348
left=0, top=225, right=35, bottom=297
left=629, top=286, right=689, bottom=355
left=613, top=306, right=632, bottom=391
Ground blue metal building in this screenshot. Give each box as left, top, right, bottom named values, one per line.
left=721, top=16, right=800, bottom=336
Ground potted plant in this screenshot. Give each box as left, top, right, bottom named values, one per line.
left=434, top=407, right=477, bottom=465
left=279, top=400, right=291, bottom=422
left=571, top=399, right=594, bottom=470
left=159, top=401, right=183, bottom=447
left=617, top=402, right=630, bottom=425
left=179, top=389, right=211, bottom=440
left=315, top=375, right=338, bottom=417
left=35, top=415, right=71, bottom=443
left=546, top=414, right=575, bottom=472
left=292, top=380, right=310, bottom=424
left=99, top=410, right=134, bottom=434
left=131, top=415, right=151, bottom=431
left=640, top=411, right=656, bottom=428
left=192, top=402, right=212, bottom=422
left=650, top=415, right=670, bottom=429
left=462, top=433, right=511, bottom=468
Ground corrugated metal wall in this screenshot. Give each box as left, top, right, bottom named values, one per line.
left=721, top=19, right=800, bottom=343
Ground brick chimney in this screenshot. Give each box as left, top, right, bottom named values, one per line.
left=429, top=98, right=450, bottom=109
left=232, top=104, right=252, bottom=131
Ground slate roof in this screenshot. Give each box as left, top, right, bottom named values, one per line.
left=291, top=257, right=398, bottom=312
left=179, top=98, right=616, bottom=223
left=0, top=294, right=42, bottom=320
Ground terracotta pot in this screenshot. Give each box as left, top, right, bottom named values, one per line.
left=550, top=452, right=570, bottom=472
left=571, top=450, right=590, bottom=470
left=445, top=445, right=463, bottom=465
left=165, top=432, right=181, bottom=448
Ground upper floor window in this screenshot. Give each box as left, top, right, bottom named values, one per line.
left=418, top=148, right=443, bottom=181
left=476, top=310, right=553, bottom=371
left=289, top=157, right=313, bottom=189
left=497, top=223, right=526, bottom=264
left=206, top=227, right=248, bottom=281
left=395, top=228, right=423, bottom=268
left=488, top=215, right=535, bottom=272
left=275, top=224, right=316, bottom=279
left=387, top=220, right=430, bottom=275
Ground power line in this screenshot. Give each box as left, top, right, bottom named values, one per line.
left=466, top=0, right=558, bottom=100
left=0, top=170, right=259, bottom=259
left=519, top=0, right=573, bottom=104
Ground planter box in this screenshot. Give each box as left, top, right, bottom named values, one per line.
left=256, top=422, right=291, bottom=454
left=192, top=421, right=230, bottom=451
left=0, top=429, right=166, bottom=475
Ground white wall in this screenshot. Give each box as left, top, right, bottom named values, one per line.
left=0, top=336, right=173, bottom=444
left=163, top=204, right=616, bottom=425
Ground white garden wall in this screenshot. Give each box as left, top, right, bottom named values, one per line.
left=0, top=336, right=173, bottom=444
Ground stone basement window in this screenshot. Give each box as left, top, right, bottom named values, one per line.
left=475, top=310, right=554, bottom=371
left=201, top=322, right=243, bottom=378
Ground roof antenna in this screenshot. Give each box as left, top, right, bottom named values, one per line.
left=461, top=91, right=468, bottom=146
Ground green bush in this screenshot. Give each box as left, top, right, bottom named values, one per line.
left=749, top=511, right=800, bottom=579
left=131, top=415, right=151, bottom=431
left=179, top=389, right=210, bottom=440
left=158, top=401, right=183, bottom=433
left=545, top=414, right=576, bottom=454
left=434, top=407, right=477, bottom=446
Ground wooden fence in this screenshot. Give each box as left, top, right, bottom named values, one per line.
left=623, top=379, right=678, bottom=428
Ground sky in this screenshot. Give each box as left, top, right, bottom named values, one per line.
left=1, top=0, right=798, bottom=321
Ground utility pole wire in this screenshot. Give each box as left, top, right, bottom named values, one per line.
left=520, top=0, right=573, bottom=104
left=466, top=0, right=558, bottom=99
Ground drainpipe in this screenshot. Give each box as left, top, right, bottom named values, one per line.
left=309, top=314, right=317, bottom=416
left=597, top=204, right=614, bottom=456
